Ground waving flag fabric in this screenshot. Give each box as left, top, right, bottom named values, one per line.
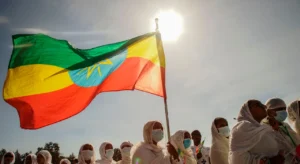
left=3, top=32, right=166, bottom=129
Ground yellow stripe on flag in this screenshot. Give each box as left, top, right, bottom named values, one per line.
left=127, top=35, right=165, bottom=67
left=4, top=64, right=73, bottom=99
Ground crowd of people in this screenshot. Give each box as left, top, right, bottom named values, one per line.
left=1, top=98, right=300, bottom=164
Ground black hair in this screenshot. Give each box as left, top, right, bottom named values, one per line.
left=191, top=130, right=201, bottom=136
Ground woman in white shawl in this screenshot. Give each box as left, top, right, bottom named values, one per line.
left=60, top=159, right=71, bottom=164
left=24, top=154, right=37, bottom=164
left=170, top=130, right=197, bottom=164
left=229, top=100, right=285, bottom=164
left=37, top=150, right=52, bottom=164
left=287, top=100, right=300, bottom=135
left=117, top=141, right=133, bottom=164
left=210, top=117, right=230, bottom=164
left=1, top=152, right=15, bottom=164
left=78, top=144, right=96, bottom=164
left=131, top=120, right=179, bottom=164
left=96, top=142, right=116, bottom=164
left=264, top=98, right=300, bottom=163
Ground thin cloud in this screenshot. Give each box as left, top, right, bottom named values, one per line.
left=0, top=16, right=9, bottom=24
left=12, top=28, right=50, bottom=34
left=12, top=28, right=111, bottom=36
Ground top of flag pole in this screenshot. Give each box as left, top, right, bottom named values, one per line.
left=155, top=18, right=159, bottom=32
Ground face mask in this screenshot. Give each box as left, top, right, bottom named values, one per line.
left=183, top=139, right=192, bottom=149
left=275, top=111, right=288, bottom=122
left=81, top=150, right=94, bottom=160
left=121, top=147, right=131, bottom=156
left=152, top=129, right=164, bottom=142
left=105, top=149, right=114, bottom=160
left=218, top=126, right=230, bottom=137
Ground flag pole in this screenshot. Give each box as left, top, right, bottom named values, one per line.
left=155, top=18, right=171, bottom=141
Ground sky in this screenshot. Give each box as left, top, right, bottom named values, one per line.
left=0, top=0, right=300, bottom=159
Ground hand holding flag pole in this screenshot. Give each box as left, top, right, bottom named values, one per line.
left=155, top=18, right=171, bottom=141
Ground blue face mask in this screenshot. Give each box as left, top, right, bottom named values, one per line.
left=183, top=139, right=192, bottom=149
left=218, top=126, right=230, bottom=137
left=275, top=111, right=287, bottom=122
left=152, top=129, right=164, bottom=142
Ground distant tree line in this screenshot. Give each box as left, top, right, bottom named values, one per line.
left=0, top=142, right=122, bottom=164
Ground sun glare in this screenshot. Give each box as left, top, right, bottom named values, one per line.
left=152, top=10, right=183, bottom=42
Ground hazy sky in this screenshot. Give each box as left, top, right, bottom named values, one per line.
left=0, top=0, right=300, bottom=159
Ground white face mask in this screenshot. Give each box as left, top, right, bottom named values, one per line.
left=105, top=149, right=114, bottom=160
left=81, top=150, right=94, bottom=160
left=121, top=147, right=131, bottom=156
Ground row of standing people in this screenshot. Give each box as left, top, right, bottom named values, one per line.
left=1, top=98, right=300, bottom=164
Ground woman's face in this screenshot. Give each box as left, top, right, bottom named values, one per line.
left=37, top=154, right=45, bottom=164
left=82, top=144, right=93, bottom=151
left=248, top=100, right=267, bottom=122
left=105, top=144, right=113, bottom=151
left=25, top=156, right=32, bottom=164
left=4, top=153, right=14, bottom=164
left=215, top=118, right=228, bottom=129
left=152, top=122, right=163, bottom=130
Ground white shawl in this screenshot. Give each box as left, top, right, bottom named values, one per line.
left=37, top=150, right=52, bottom=164
left=1, top=152, right=15, bottom=164
left=24, top=154, right=37, bottom=164
left=78, top=144, right=96, bottom=164
left=209, top=119, right=229, bottom=164
left=170, top=130, right=197, bottom=164
left=96, top=142, right=116, bottom=164
left=131, top=121, right=172, bottom=164
left=229, top=102, right=279, bottom=164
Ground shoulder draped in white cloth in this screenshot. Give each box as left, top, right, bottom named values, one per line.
left=96, top=142, right=116, bottom=164
left=170, top=130, right=196, bottom=164
left=131, top=121, right=174, bottom=164
left=209, top=119, right=229, bottom=164
left=229, top=102, right=279, bottom=164
left=78, top=144, right=96, bottom=164
left=1, top=152, right=15, bottom=164
left=37, top=150, right=52, bottom=164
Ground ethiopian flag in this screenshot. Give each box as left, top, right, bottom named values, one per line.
left=3, top=32, right=166, bottom=129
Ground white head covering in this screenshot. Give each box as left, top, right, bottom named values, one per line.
left=210, top=118, right=229, bottom=164
left=1, top=152, right=15, bottom=164
left=287, top=100, right=300, bottom=133
left=37, top=150, right=52, bottom=164
left=97, top=142, right=115, bottom=164
left=229, top=101, right=279, bottom=164
left=78, top=144, right=96, bottom=164
left=24, top=154, right=37, bottom=164
left=119, top=141, right=133, bottom=164
left=170, top=130, right=196, bottom=164
left=265, top=98, right=286, bottom=110
left=59, top=159, right=70, bottom=164
left=142, top=121, right=164, bottom=152
left=131, top=120, right=173, bottom=164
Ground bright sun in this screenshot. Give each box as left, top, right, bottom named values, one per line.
left=152, top=10, right=183, bottom=42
